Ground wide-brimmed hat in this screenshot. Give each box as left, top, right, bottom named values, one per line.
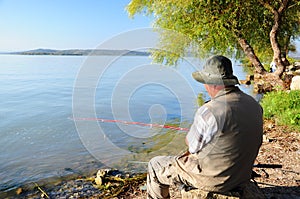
left=192, top=55, right=239, bottom=85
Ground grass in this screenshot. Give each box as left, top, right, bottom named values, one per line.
left=260, top=90, right=300, bottom=131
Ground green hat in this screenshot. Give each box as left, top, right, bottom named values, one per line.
left=192, top=55, right=239, bottom=85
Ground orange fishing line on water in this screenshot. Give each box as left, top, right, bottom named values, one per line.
left=69, top=117, right=189, bottom=132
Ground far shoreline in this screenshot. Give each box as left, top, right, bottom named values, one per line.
left=0, top=48, right=151, bottom=57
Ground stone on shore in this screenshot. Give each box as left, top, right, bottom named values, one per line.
left=290, top=75, right=300, bottom=90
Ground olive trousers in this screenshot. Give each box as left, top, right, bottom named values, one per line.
left=147, top=155, right=189, bottom=199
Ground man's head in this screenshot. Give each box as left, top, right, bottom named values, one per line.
left=192, top=55, right=239, bottom=97
left=192, top=55, right=239, bottom=86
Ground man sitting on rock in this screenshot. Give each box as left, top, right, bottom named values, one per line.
left=147, top=55, right=263, bottom=198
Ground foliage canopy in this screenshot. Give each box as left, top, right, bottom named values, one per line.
left=127, top=0, right=300, bottom=69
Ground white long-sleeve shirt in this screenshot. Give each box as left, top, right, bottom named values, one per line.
left=186, top=106, right=218, bottom=154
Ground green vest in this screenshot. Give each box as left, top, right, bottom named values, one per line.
left=176, top=86, right=263, bottom=192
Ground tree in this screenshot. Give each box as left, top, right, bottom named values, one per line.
left=259, top=0, right=300, bottom=77
left=127, top=0, right=300, bottom=79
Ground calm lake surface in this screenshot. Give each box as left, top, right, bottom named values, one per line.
left=0, top=54, right=255, bottom=191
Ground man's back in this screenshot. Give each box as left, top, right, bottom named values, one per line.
left=196, top=86, right=263, bottom=191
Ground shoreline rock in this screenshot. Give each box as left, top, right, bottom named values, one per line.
left=0, top=169, right=147, bottom=199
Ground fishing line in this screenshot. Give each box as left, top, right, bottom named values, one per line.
left=69, top=117, right=189, bottom=132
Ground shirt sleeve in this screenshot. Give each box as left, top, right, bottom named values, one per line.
left=186, top=106, right=218, bottom=154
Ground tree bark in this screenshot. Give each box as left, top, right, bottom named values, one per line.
left=262, top=0, right=289, bottom=77
left=237, top=38, right=267, bottom=74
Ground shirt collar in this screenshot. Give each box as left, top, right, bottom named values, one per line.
left=213, top=86, right=240, bottom=100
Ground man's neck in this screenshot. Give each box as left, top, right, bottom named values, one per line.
left=206, top=84, right=226, bottom=97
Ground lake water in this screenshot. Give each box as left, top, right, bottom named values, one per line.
left=0, top=54, right=255, bottom=191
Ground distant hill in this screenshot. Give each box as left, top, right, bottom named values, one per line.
left=8, top=48, right=150, bottom=56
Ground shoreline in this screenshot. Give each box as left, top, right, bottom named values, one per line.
left=0, top=169, right=147, bottom=199
left=1, top=119, right=299, bottom=198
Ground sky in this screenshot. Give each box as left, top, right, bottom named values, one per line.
left=0, top=0, right=153, bottom=52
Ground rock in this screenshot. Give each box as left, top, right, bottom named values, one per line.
left=16, top=188, right=23, bottom=195
left=246, top=75, right=254, bottom=81
left=290, top=62, right=300, bottom=71
left=263, top=135, right=268, bottom=143
left=290, top=76, right=300, bottom=90
left=253, top=73, right=285, bottom=93
left=181, top=181, right=265, bottom=199
left=181, top=189, right=240, bottom=199
left=97, top=169, right=109, bottom=177
left=139, top=184, right=147, bottom=191
left=239, top=80, right=251, bottom=85
left=94, top=168, right=115, bottom=185
left=287, top=63, right=300, bottom=75
left=95, top=176, right=102, bottom=186
left=294, top=69, right=300, bottom=75
left=94, top=169, right=107, bottom=185
left=239, top=75, right=253, bottom=85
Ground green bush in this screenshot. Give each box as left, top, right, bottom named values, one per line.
left=260, top=90, right=300, bottom=131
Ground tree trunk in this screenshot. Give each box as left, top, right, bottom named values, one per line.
left=237, top=38, right=267, bottom=74
left=264, top=0, right=289, bottom=77
left=269, top=13, right=284, bottom=77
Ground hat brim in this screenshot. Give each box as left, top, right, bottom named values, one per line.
left=192, top=71, right=239, bottom=86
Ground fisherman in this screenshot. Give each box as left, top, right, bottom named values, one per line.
left=270, top=61, right=277, bottom=72
left=147, top=55, right=263, bottom=198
